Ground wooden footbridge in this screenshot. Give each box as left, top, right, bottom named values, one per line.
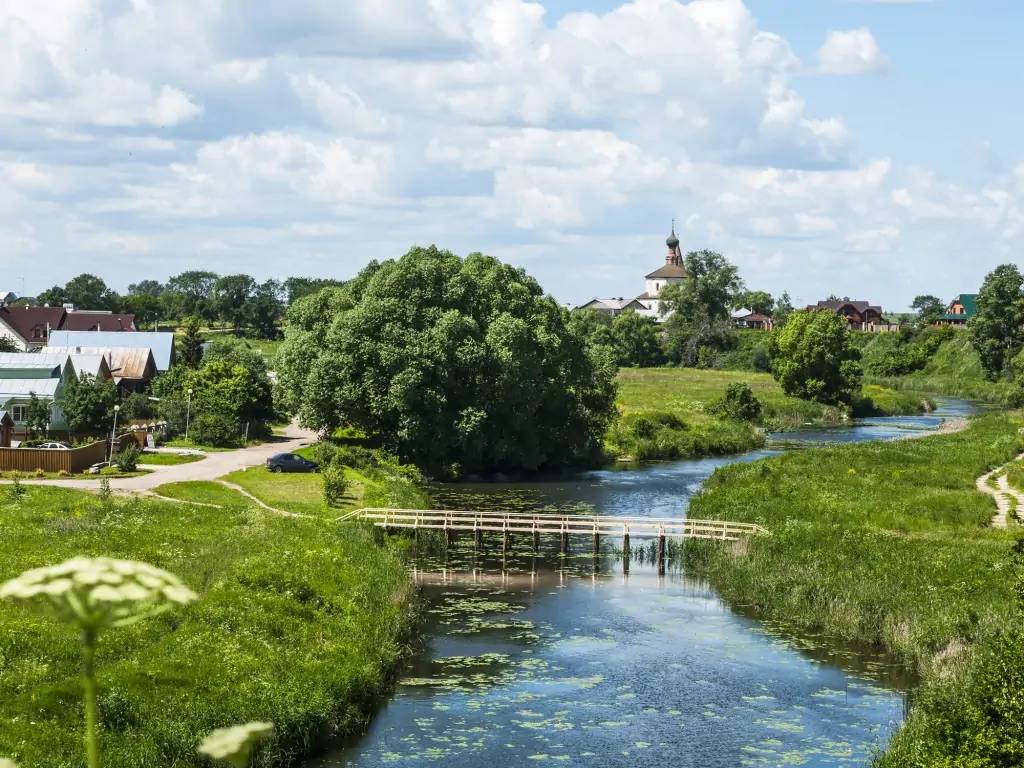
left=339, top=508, right=768, bottom=569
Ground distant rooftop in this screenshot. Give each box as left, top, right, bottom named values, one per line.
left=46, top=330, right=174, bottom=371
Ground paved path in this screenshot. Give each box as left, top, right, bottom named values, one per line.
left=977, top=452, right=1024, bottom=529
left=3, top=422, right=317, bottom=493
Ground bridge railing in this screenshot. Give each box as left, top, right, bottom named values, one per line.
left=346, top=507, right=768, bottom=540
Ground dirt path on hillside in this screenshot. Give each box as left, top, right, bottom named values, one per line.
left=977, top=452, right=1024, bottom=528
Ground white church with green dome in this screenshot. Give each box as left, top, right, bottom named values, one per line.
left=576, top=225, right=690, bottom=322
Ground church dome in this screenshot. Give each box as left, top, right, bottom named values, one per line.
left=666, top=226, right=679, bottom=249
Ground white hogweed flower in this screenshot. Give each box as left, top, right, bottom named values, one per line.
left=198, top=722, right=274, bottom=768
left=0, top=557, right=197, bottom=631
left=0, top=759, right=18, bottom=768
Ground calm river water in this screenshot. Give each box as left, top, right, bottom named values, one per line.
left=314, top=400, right=976, bottom=768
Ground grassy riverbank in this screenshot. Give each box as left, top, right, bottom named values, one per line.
left=867, top=332, right=1014, bottom=404
left=610, top=368, right=926, bottom=460
left=687, top=413, right=1024, bottom=765
left=0, top=477, right=417, bottom=767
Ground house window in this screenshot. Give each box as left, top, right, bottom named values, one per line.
left=32, top=327, right=43, bottom=339
left=11, top=405, right=27, bottom=423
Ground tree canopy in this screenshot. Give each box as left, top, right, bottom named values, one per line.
left=911, top=295, right=945, bottom=325
left=660, top=250, right=742, bottom=366
left=277, top=246, right=617, bottom=474
left=56, top=374, right=117, bottom=435
left=970, top=265, right=1024, bottom=380
left=769, top=309, right=862, bottom=405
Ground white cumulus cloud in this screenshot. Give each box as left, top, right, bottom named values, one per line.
left=819, top=28, right=888, bottom=75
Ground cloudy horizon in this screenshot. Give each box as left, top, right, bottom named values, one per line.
left=1, top=0, right=1021, bottom=312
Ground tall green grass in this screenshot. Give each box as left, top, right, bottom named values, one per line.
left=0, top=484, right=414, bottom=767
left=687, top=413, right=1024, bottom=764
left=867, top=332, right=1014, bottom=404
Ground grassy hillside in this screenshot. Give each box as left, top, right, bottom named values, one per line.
left=865, top=331, right=1013, bottom=404
left=687, top=413, right=1024, bottom=766
left=609, top=367, right=924, bottom=461
left=0, top=476, right=417, bottom=768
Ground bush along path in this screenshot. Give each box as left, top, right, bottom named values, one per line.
left=976, top=452, right=1024, bottom=528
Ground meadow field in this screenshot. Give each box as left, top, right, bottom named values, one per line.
left=610, top=367, right=926, bottom=461
left=0, top=474, right=418, bottom=767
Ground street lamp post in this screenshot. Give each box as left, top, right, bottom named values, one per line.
left=185, top=388, right=194, bottom=442
left=109, top=405, right=121, bottom=463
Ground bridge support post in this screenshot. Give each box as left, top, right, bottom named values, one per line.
left=502, top=531, right=510, bottom=553
left=560, top=529, right=569, bottom=556
left=592, top=531, right=600, bottom=554
left=446, top=527, right=455, bottom=547
left=474, top=527, right=482, bottom=548
left=657, top=529, right=666, bottom=575
left=622, top=532, right=630, bottom=574
left=533, top=528, right=540, bottom=552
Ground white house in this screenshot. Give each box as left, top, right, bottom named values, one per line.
left=576, top=225, right=690, bottom=322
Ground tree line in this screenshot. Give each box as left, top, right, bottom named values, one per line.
left=571, top=250, right=792, bottom=369
left=27, top=273, right=345, bottom=339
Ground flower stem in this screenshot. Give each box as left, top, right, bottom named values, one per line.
left=81, top=628, right=100, bottom=768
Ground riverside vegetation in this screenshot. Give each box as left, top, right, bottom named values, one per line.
left=608, top=367, right=927, bottom=461
left=687, top=412, right=1024, bottom=766
left=0, top=466, right=425, bottom=767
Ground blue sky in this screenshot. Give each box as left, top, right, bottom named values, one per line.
left=1, top=0, right=1021, bottom=311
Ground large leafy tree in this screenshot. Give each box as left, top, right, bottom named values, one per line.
left=121, top=293, right=162, bottom=327
left=911, top=295, right=946, bottom=325
left=773, top=292, right=795, bottom=326
left=660, top=250, right=742, bottom=366
left=38, top=274, right=119, bottom=311
left=611, top=311, right=664, bottom=367
left=970, top=265, right=1024, bottom=380
left=165, top=271, right=218, bottom=321
left=246, top=279, right=285, bottom=339
left=212, top=274, right=257, bottom=330
left=568, top=309, right=616, bottom=352
left=283, top=277, right=345, bottom=305
left=153, top=340, right=275, bottom=444
left=127, top=279, right=165, bottom=297
left=735, top=290, right=774, bottom=316
left=24, top=393, right=52, bottom=438
left=769, top=309, right=862, bottom=405
left=277, top=246, right=617, bottom=474
left=56, top=374, right=117, bottom=434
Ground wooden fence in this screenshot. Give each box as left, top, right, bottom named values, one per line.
left=0, top=433, right=139, bottom=474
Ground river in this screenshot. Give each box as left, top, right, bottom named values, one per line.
left=313, top=399, right=976, bottom=768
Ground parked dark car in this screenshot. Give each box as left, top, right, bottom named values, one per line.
left=266, top=453, right=318, bottom=473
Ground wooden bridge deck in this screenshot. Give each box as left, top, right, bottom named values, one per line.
left=339, top=508, right=768, bottom=542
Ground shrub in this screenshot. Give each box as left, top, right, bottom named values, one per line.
left=1009, top=383, right=1024, bottom=408
left=769, top=309, right=862, bottom=405
left=311, top=441, right=340, bottom=468
left=190, top=413, right=240, bottom=447
left=114, top=444, right=140, bottom=472
left=322, top=464, right=349, bottom=508
left=710, top=382, right=762, bottom=422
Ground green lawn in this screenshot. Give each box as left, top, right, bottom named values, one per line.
left=608, top=368, right=925, bottom=461
left=616, top=367, right=844, bottom=427
left=0, top=483, right=413, bottom=768
left=222, top=462, right=431, bottom=519
left=687, top=412, right=1024, bottom=765
left=138, top=451, right=205, bottom=466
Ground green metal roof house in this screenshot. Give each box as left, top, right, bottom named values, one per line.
left=936, top=294, right=977, bottom=326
